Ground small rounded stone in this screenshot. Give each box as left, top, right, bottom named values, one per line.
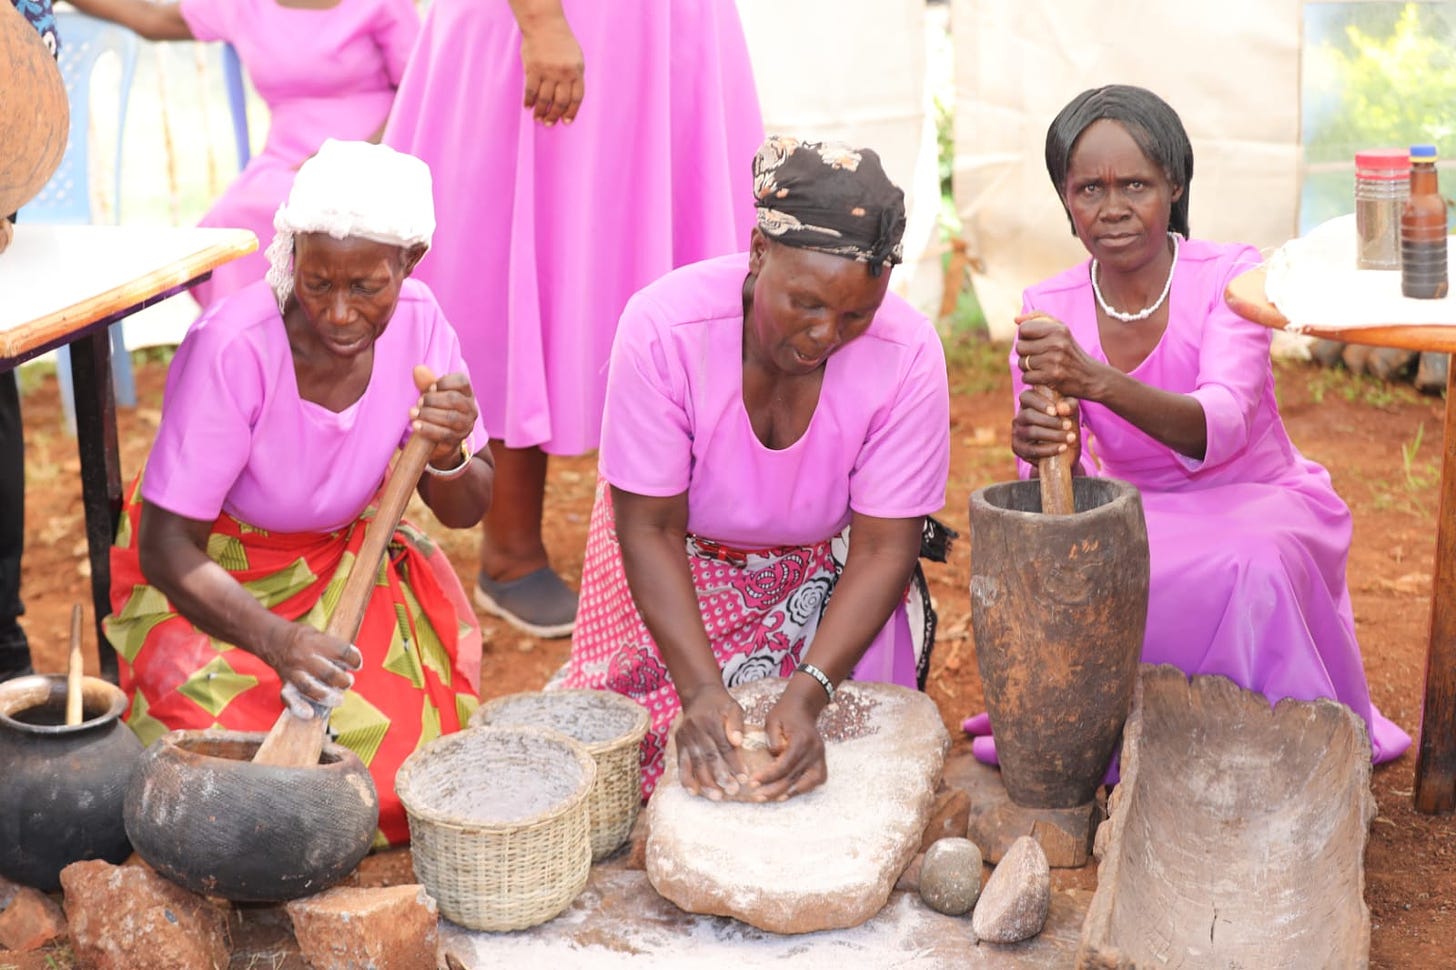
left=918, top=837, right=983, bottom=916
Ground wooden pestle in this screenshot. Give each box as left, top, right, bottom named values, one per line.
left=1038, top=389, right=1076, bottom=516
left=252, top=371, right=446, bottom=767
left=65, top=603, right=84, bottom=725
left=1022, top=310, right=1076, bottom=516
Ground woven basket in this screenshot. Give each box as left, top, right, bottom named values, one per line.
left=395, top=726, right=595, bottom=931
left=470, top=689, right=649, bottom=861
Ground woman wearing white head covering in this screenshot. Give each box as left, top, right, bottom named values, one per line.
left=104, top=141, right=494, bottom=845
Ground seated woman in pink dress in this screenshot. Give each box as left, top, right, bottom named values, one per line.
left=962, top=85, right=1410, bottom=765
left=104, top=142, right=493, bottom=845
left=66, top=0, right=419, bottom=309
left=559, top=137, right=952, bottom=800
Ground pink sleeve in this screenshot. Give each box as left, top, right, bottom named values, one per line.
left=177, top=0, right=232, bottom=42
left=597, top=296, right=693, bottom=497
left=848, top=327, right=950, bottom=519
left=1187, top=245, right=1270, bottom=472
left=141, top=323, right=262, bottom=522
left=399, top=287, right=491, bottom=453
left=375, top=0, right=422, bottom=86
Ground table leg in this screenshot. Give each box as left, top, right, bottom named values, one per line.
left=69, top=331, right=122, bottom=684
left=1415, top=361, right=1456, bottom=813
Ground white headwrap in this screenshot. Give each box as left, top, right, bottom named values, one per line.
left=264, top=139, right=436, bottom=312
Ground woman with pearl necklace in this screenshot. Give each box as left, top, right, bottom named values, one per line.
left=962, top=84, right=1410, bottom=768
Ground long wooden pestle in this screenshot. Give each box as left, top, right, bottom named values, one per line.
left=1022, top=311, right=1076, bottom=516
left=1038, top=388, right=1076, bottom=516
left=252, top=369, right=444, bottom=767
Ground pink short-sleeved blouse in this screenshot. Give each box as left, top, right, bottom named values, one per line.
left=599, top=254, right=950, bottom=548
left=142, top=278, right=489, bottom=534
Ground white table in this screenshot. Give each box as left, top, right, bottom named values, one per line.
left=0, top=225, right=256, bottom=678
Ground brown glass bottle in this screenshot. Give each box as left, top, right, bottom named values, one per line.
left=1400, top=144, right=1449, bottom=299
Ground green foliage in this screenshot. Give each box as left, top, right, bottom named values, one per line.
left=1301, top=3, right=1456, bottom=229
left=1305, top=4, right=1456, bottom=162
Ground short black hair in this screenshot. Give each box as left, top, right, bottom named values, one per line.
left=1045, top=84, right=1192, bottom=237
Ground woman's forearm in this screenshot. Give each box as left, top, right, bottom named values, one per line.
left=1089, top=366, right=1208, bottom=460
left=613, top=489, right=722, bottom=703
left=64, top=0, right=194, bottom=42
left=417, top=451, right=494, bottom=529
left=136, top=503, right=292, bottom=667
left=506, top=0, right=567, bottom=35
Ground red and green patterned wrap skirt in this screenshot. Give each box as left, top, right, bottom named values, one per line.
left=103, top=474, right=482, bottom=846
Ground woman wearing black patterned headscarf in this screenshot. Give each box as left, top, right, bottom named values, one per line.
left=558, top=136, right=950, bottom=801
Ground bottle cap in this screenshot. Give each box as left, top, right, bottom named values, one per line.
left=1356, top=148, right=1411, bottom=172
left=1411, top=144, right=1438, bottom=161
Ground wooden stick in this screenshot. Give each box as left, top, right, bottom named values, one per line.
left=66, top=603, right=84, bottom=726
left=1037, top=386, right=1076, bottom=517
left=252, top=429, right=439, bottom=767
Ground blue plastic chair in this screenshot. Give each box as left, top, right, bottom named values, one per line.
left=23, top=10, right=139, bottom=428
left=222, top=43, right=251, bottom=170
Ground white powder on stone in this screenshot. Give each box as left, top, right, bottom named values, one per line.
left=645, top=680, right=949, bottom=930
left=439, top=892, right=953, bottom=970
left=649, top=704, right=922, bottom=901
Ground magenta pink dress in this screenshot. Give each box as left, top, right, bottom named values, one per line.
left=1017, top=238, right=1410, bottom=764
left=383, top=0, right=764, bottom=455
left=561, top=254, right=951, bottom=791
left=178, top=0, right=420, bottom=308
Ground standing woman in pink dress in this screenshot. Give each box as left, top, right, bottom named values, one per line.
left=962, top=84, right=1410, bottom=766
left=64, top=0, right=420, bottom=309
left=384, top=0, right=764, bottom=638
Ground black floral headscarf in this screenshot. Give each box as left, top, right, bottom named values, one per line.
left=752, top=136, right=907, bottom=276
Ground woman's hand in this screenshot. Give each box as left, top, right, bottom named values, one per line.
left=514, top=5, right=585, bottom=126
left=673, top=684, right=749, bottom=800
left=749, top=693, right=828, bottom=801
left=259, top=623, right=362, bottom=718
left=1012, top=385, right=1081, bottom=465
left=410, top=366, right=478, bottom=471
left=1014, top=312, right=1104, bottom=399
left=411, top=366, right=492, bottom=528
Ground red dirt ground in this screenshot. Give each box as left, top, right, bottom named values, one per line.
left=11, top=336, right=1456, bottom=968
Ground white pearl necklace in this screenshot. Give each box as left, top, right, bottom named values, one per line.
left=1090, top=231, right=1180, bottom=322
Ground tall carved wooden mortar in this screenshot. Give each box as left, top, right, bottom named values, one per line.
left=967, top=475, right=1148, bottom=867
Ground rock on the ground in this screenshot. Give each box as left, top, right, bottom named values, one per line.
left=286, top=884, right=439, bottom=970
left=646, top=679, right=950, bottom=934
left=918, top=838, right=982, bottom=917
left=61, top=859, right=230, bottom=970
left=971, top=836, right=1050, bottom=944
left=0, top=884, right=67, bottom=951
left=919, top=786, right=971, bottom=852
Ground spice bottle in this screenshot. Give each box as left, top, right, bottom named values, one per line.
left=1354, top=148, right=1408, bottom=270
left=1400, top=144, right=1449, bottom=299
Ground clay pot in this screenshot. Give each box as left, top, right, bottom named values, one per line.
left=124, top=729, right=379, bottom=902
left=969, top=477, right=1149, bottom=808
left=0, top=675, right=143, bottom=892
left=0, top=1, right=68, bottom=217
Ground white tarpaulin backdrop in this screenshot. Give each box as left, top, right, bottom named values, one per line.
left=736, top=0, right=945, bottom=318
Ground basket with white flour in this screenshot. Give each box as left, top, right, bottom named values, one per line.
left=396, top=725, right=595, bottom=931
left=471, top=688, right=650, bottom=861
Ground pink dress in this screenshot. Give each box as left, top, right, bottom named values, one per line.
left=1017, top=238, right=1411, bottom=764
left=144, top=277, right=488, bottom=531
left=562, top=254, right=951, bottom=791
left=179, top=0, right=420, bottom=308
left=383, top=0, right=764, bottom=455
